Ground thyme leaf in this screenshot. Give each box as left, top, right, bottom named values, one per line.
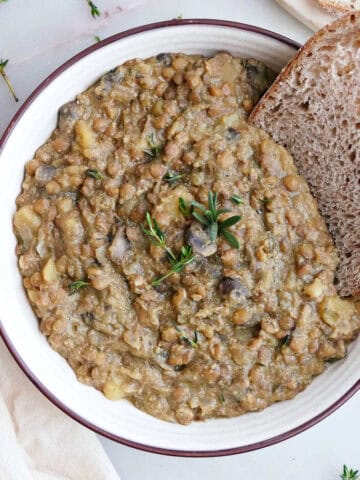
left=86, top=168, right=104, bottom=180
left=69, top=280, right=90, bottom=295
left=86, top=0, right=100, bottom=17
left=341, top=465, right=359, bottom=480
left=178, top=197, right=193, bottom=218
left=164, top=171, right=184, bottom=184
left=230, top=194, right=244, bottom=205
left=144, top=133, right=163, bottom=159
left=172, top=321, right=198, bottom=348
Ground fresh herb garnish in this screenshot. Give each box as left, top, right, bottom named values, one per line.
left=142, top=213, right=195, bottom=285
left=164, top=171, right=184, bottom=184
left=86, top=0, right=100, bottom=17
left=219, top=393, right=225, bottom=403
left=341, top=465, right=359, bottom=480
left=0, top=59, right=18, bottom=102
left=183, top=191, right=241, bottom=248
left=152, top=245, right=195, bottom=286
left=142, top=212, right=176, bottom=262
left=94, top=35, right=101, bottom=43
left=144, top=133, right=163, bottom=159
left=178, top=197, right=193, bottom=218
left=69, top=280, right=90, bottom=295
left=230, top=194, right=244, bottom=205
left=172, top=321, right=198, bottom=348
left=86, top=168, right=104, bottom=180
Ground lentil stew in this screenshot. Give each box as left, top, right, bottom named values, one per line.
left=14, top=53, right=360, bottom=424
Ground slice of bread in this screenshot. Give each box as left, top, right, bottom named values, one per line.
left=317, top=0, right=360, bottom=13
left=249, top=12, right=360, bottom=298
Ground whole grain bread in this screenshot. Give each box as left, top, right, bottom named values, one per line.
left=249, top=12, right=360, bottom=298
left=317, top=0, right=360, bottom=13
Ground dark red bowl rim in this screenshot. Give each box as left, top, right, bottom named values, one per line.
left=0, top=18, right=358, bottom=458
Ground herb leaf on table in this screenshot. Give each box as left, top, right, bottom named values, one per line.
left=341, top=465, right=359, bottom=480
left=86, top=0, right=100, bottom=18
left=0, top=58, right=18, bottom=102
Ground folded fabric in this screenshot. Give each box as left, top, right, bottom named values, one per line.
left=276, top=0, right=336, bottom=30
left=0, top=339, right=120, bottom=480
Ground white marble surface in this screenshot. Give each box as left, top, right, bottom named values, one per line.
left=0, top=0, right=358, bottom=478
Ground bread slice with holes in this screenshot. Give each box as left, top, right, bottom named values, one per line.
left=317, top=0, right=360, bottom=13
left=249, top=11, right=360, bottom=298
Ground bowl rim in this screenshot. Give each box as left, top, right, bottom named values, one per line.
left=1, top=18, right=358, bottom=458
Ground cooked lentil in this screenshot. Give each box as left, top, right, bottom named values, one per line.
left=14, top=53, right=360, bottom=424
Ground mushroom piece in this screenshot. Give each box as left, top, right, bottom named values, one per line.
left=109, top=227, right=129, bottom=263
left=218, top=277, right=249, bottom=298
left=58, top=101, right=81, bottom=132
left=186, top=222, right=217, bottom=257
left=35, top=165, right=56, bottom=184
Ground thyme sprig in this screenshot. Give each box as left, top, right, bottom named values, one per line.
left=0, top=59, right=18, bottom=102
left=142, top=213, right=195, bottom=285
left=86, top=0, right=100, bottom=17
left=94, top=35, right=101, bottom=43
left=341, top=465, right=359, bottom=480
left=152, top=245, right=195, bottom=286
left=144, top=133, right=163, bottom=159
left=69, top=280, right=90, bottom=295
left=180, top=191, right=241, bottom=248
left=142, top=212, right=176, bottom=262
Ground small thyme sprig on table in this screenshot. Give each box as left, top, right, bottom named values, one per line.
left=142, top=213, right=195, bottom=285
left=180, top=191, right=241, bottom=249
left=0, top=59, right=18, bottom=102
left=86, top=0, right=100, bottom=17
left=144, top=133, right=163, bottom=159
left=93, top=35, right=101, bottom=43
left=69, top=280, right=90, bottom=295
left=341, top=465, right=359, bottom=480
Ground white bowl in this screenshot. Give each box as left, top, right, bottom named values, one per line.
left=0, top=20, right=358, bottom=457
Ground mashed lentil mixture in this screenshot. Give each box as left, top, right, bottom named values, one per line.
left=14, top=53, right=360, bottom=424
